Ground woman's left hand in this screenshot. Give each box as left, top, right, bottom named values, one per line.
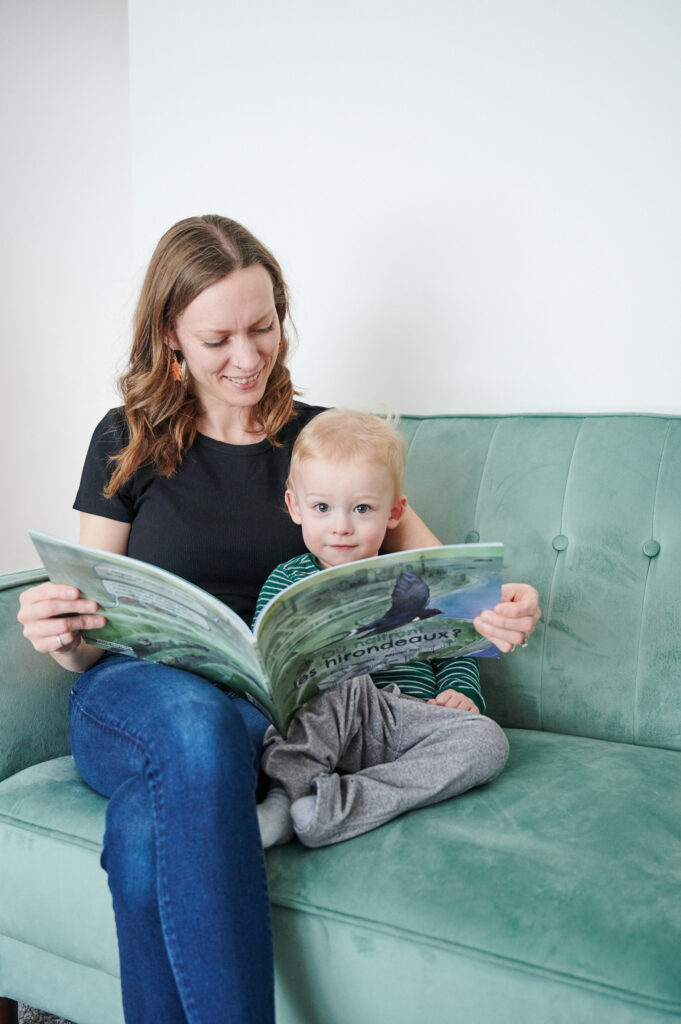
left=473, top=583, right=541, bottom=654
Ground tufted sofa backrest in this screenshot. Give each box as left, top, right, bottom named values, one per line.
left=399, top=414, right=681, bottom=752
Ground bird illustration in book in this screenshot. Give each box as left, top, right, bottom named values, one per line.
left=346, top=570, right=442, bottom=640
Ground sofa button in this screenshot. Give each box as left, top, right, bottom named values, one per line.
left=466, top=530, right=480, bottom=543
left=552, top=534, right=568, bottom=552
left=643, top=539, right=661, bottom=557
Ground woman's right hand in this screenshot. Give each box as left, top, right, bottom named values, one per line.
left=17, top=581, right=106, bottom=661
left=19, top=514, right=129, bottom=672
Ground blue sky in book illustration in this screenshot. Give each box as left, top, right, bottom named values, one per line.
left=436, top=576, right=500, bottom=620
left=432, top=573, right=502, bottom=658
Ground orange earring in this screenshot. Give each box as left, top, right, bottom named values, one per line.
left=171, top=351, right=186, bottom=383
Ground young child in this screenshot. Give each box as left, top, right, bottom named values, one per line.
left=256, top=409, right=509, bottom=848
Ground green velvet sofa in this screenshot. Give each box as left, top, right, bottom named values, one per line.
left=1, top=413, right=680, bottom=1024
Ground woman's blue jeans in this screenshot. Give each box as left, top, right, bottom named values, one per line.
left=69, top=654, right=274, bottom=1024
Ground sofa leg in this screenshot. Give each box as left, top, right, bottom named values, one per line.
left=0, top=998, right=18, bottom=1024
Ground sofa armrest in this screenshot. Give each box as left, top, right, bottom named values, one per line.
left=0, top=570, right=74, bottom=783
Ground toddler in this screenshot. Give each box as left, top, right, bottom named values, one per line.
left=256, top=409, right=509, bottom=848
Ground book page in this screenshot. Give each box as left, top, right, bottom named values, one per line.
left=255, top=543, right=503, bottom=732
left=29, top=531, right=274, bottom=717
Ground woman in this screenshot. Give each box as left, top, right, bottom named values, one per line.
left=18, top=215, right=539, bottom=1024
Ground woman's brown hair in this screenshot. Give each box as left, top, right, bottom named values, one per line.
left=104, top=215, right=298, bottom=497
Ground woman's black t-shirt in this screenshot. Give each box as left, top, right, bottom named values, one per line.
left=73, top=402, right=325, bottom=625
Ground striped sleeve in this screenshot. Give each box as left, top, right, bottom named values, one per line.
left=375, top=656, right=485, bottom=713
left=433, top=657, right=485, bottom=713
left=372, top=661, right=440, bottom=699
left=254, top=564, right=298, bottom=620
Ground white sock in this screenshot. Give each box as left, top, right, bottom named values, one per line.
left=291, top=794, right=317, bottom=833
left=256, top=787, right=294, bottom=848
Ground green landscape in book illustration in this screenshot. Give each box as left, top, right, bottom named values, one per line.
left=30, top=532, right=278, bottom=719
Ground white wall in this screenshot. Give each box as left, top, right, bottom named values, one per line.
left=4, top=1, right=680, bottom=573
left=128, top=0, right=681, bottom=417
left=1, top=0, right=133, bottom=572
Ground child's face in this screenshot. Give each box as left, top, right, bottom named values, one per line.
left=286, top=457, right=406, bottom=569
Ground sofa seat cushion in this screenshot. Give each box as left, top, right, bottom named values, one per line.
left=267, top=727, right=681, bottom=1015
left=0, top=755, right=119, bottom=977
left=1, top=732, right=680, bottom=1016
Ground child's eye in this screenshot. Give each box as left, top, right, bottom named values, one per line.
left=354, top=504, right=371, bottom=514
left=313, top=503, right=329, bottom=513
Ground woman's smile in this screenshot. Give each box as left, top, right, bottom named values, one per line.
left=222, top=368, right=265, bottom=389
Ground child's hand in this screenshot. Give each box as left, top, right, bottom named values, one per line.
left=427, top=689, right=479, bottom=713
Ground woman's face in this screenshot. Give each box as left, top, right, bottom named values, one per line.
left=171, top=265, right=281, bottom=416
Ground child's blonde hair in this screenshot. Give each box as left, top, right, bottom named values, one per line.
left=287, top=409, right=406, bottom=499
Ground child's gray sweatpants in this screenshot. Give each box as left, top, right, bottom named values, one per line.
left=261, top=674, right=509, bottom=848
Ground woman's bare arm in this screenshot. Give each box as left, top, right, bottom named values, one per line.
left=381, top=504, right=441, bottom=553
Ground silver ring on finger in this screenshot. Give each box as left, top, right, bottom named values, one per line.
left=56, top=633, right=65, bottom=648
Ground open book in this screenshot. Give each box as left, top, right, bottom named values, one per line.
left=30, top=531, right=503, bottom=735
